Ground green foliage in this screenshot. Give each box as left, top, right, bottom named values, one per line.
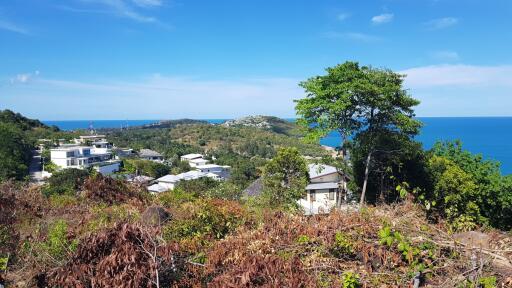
left=86, top=204, right=140, bottom=232
left=414, top=141, right=512, bottom=230
left=341, top=271, right=361, bottom=288
left=204, top=181, right=244, bottom=201
left=378, top=225, right=435, bottom=269
left=39, top=220, right=78, bottom=261
left=0, top=109, right=48, bottom=131
left=0, top=256, right=8, bottom=272
left=163, top=199, right=246, bottom=242
left=261, top=147, right=309, bottom=208
left=42, top=168, right=90, bottom=197
left=478, top=276, right=497, bottom=288
left=331, top=231, right=354, bottom=258
left=296, top=61, right=422, bottom=205
left=0, top=122, right=32, bottom=181
left=175, top=177, right=220, bottom=195
left=296, top=235, right=311, bottom=245
left=123, top=158, right=170, bottom=178
left=157, top=188, right=198, bottom=207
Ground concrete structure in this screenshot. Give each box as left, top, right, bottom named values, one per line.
left=50, top=144, right=120, bottom=175
left=195, top=164, right=230, bottom=179
left=180, top=153, right=203, bottom=162
left=188, top=158, right=209, bottom=167
left=147, top=170, right=220, bottom=193
left=297, top=164, right=348, bottom=215
left=138, top=149, right=164, bottom=162
left=75, top=135, right=107, bottom=144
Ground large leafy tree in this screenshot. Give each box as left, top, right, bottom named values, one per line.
left=0, top=123, right=32, bottom=181
left=296, top=61, right=421, bottom=205
left=262, top=147, right=309, bottom=208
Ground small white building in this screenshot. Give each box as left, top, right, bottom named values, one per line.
left=180, top=153, right=210, bottom=167
left=50, top=144, right=120, bottom=175
left=180, top=153, right=204, bottom=162
left=75, top=135, right=107, bottom=144
left=195, top=164, right=230, bottom=179
left=188, top=158, right=209, bottom=167
left=297, top=164, right=348, bottom=215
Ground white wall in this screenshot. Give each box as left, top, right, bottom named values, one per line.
left=95, top=162, right=120, bottom=175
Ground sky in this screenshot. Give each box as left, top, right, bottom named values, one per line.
left=0, top=0, right=511, bottom=120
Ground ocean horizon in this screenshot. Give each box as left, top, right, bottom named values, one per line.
left=43, top=117, right=512, bottom=175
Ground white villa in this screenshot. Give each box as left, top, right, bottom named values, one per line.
left=147, top=170, right=223, bottom=193
left=50, top=144, right=121, bottom=175
left=297, top=163, right=348, bottom=215
left=180, top=153, right=210, bottom=167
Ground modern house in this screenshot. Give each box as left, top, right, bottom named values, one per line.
left=147, top=170, right=220, bottom=193
left=180, top=153, right=210, bottom=167
left=297, top=163, right=348, bottom=215
left=138, top=149, right=164, bottom=162
left=50, top=144, right=121, bottom=175
left=195, top=164, right=230, bottom=179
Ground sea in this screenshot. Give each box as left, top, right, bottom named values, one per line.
left=43, top=117, right=512, bottom=175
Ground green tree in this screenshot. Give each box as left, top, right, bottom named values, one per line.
left=261, top=147, right=309, bottom=208
left=296, top=62, right=421, bottom=205
left=0, top=123, right=32, bottom=181
left=42, top=168, right=90, bottom=196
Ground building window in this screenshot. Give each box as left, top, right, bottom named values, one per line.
left=329, top=188, right=335, bottom=200
left=310, top=190, right=316, bottom=202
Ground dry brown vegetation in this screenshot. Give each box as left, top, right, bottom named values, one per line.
left=1, top=180, right=511, bottom=288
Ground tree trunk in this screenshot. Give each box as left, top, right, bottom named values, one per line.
left=360, top=152, right=372, bottom=206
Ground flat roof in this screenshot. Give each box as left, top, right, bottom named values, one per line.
left=306, top=182, right=339, bottom=190
left=196, top=164, right=230, bottom=169
left=157, top=174, right=181, bottom=183
left=181, top=153, right=204, bottom=160
left=189, top=158, right=208, bottom=163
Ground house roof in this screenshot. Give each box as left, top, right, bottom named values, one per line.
left=181, top=153, right=204, bottom=160
left=305, top=182, right=339, bottom=190
left=196, top=164, right=229, bottom=169
left=139, top=149, right=163, bottom=158
left=189, top=158, right=209, bottom=164
left=308, top=164, right=338, bottom=179
left=178, top=170, right=207, bottom=180
left=157, top=174, right=181, bottom=183
left=147, top=184, right=168, bottom=193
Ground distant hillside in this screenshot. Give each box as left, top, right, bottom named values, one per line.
left=222, top=115, right=298, bottom=136
left=141, top=119, right=207, bottom=129
left=0, top=109, right=52, bottom=131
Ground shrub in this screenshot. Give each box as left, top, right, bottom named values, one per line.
left=42, top=168, right=89, bottom=197
left=342, top=271, right=361, bottom=288
left=82, top=174, right=148, bottom=204
left=38, top=220, right=78, bottom=261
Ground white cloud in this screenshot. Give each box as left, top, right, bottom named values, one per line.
left=429, top=50, right=460, bottom=61
left=401, top=65, right=512, bottom=88
left=371, top=13, right=394, bottom=24
left=1, top=75, right=302, bottom=119
left=337, top=13, right=350, bottom=21
left=323, top=31, right=381, bottom=43
left=0, top=19, right=28, bottom=35
left=424, top=17, right=458, bottom=30
left=68, top=0, right=170, bottom=26
left=9, top=71, right=40, bottom=84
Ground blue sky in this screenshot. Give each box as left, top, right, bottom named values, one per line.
left=1, top=0, right=511, bottom=120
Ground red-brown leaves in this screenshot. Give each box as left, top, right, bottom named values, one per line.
left=45, top=223, right=181, bottom=288
left=82, top=175, right=148, bottom=206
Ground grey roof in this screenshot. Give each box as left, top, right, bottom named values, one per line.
left=139, top=149, right=163, bottom=158
left=305, top=182, right=339, bottom=190
left=308, top=164, right=338, bottom=179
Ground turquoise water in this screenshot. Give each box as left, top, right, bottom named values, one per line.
left=320, top=117, right=512, bottom=175
left=44, top=117, right=512, bottom=175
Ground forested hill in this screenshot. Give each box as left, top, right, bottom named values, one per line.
left=222, top=115, right=298, bottom=136
left=0, top=109, right=51, bottom=131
